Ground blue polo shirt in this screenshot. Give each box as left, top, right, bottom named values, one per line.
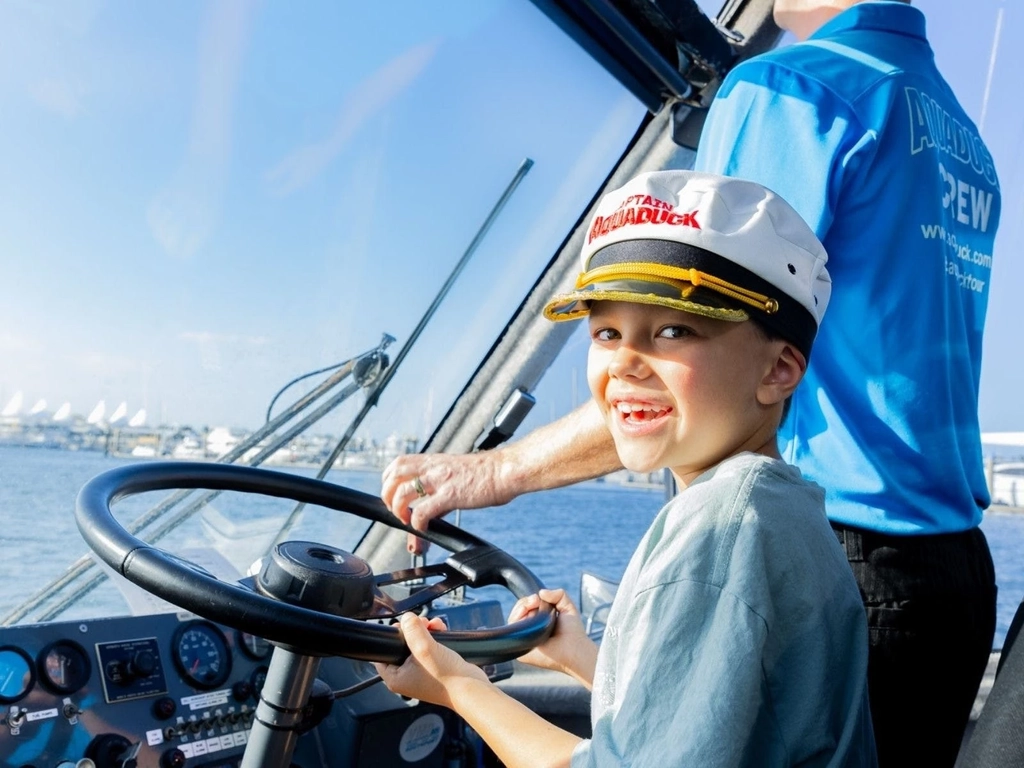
left=695, top=2, right=1001, bottom=534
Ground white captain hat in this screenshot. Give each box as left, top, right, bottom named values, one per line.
left=544, top=170, right=831, bottom=359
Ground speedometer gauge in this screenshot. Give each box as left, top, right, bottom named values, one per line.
left=0, top=646, right=34, bottom=703
left=171, top=621, right=232, bottom=690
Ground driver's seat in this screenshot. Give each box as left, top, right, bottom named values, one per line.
left=956, top=595, right=1024, bottom=767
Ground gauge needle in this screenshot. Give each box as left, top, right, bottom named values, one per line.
left=191, top=658, right=200, bottom=674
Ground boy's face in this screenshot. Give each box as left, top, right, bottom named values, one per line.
left=587, top=300, right=798, bottom=486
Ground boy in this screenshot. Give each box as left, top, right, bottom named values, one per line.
left=375, top=170, right=877, bottom=766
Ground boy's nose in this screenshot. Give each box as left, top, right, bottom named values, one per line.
left=608, top=345, right=650, bottom=379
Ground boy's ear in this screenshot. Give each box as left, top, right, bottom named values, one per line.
left=757, top=342, right=807, bottom=407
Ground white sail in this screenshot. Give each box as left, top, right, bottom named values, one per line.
left=53, top=402, right=71, bottom=421
left=128, top=408, right=147, bottom=427
left=2, top=391, right=23, bottom=417
left=87, top=400, right=106, bottom=424
left=109, top=401, right=128, bottom=424
left=29, top=399, right=47, bottom=415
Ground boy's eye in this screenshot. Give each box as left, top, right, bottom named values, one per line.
left=657, top=325, right=691, bottom=339
left=592, top=327, right=621, bottom=341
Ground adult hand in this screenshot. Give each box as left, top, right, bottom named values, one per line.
left=381, top=452, right=514, bottom=554
left=381, top=403, right=621, bottom=554
left=508, top=589, right=597, bottom=688
left=373, top=613, right=488, bottom=707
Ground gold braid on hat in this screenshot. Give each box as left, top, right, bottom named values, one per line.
left=578, top=261, right=779, bottom=314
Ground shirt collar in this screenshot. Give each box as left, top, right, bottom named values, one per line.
left=811, top=2, right=927, bottom=43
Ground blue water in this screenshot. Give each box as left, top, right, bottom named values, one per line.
left=1, top=445, right=1022, bottom=648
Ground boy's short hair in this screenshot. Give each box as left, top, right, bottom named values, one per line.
left=544, top=170, right=831, bottom=359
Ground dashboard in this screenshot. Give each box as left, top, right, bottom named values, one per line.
left=0, top=601, right=510, bottom=768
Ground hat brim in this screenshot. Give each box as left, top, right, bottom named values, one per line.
left=543, top=285, right=750, bottom=323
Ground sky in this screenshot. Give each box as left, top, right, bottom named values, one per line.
left=916, top=0, right=1024, bottom=436
left=1, top=0, right=1022, bottom=445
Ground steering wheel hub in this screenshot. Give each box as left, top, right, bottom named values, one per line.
left=256, top=541, right=375, bottom=618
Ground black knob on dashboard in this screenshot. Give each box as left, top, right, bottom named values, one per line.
left=85, top=733, right=132, bottom=768
left=131, top=649, right=157, bottom=677
left=160, top=747, right=187, bottom=768
left=232, top=680, right=253, bottom=701
left=153, top=695, right=177, bottom=720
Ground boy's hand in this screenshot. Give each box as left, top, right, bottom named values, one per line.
left=374, top=613, right=488, bottom=707
left=508, top=589, right=597, bottom=687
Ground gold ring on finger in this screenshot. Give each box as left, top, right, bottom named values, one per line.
left=412, top=476, right=428, bottom=498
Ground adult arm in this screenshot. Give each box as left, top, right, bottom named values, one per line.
left=382, top=399, right=621, bottom=550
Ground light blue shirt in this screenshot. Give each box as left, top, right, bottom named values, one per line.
left=572, top=453, right=876, bottom=767
left=694, top=2, right=1001, bottom=534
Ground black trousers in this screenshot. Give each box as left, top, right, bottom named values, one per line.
left=832, top=523, right=997, bottom=768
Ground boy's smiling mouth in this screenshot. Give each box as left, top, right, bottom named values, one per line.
left=613, top=400, right=672, bottom=423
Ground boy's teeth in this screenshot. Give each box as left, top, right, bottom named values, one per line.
left=616, top=402, right=666, bottom=419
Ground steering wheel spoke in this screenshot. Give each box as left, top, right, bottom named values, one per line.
left=365, top=563, right=470, bottom=618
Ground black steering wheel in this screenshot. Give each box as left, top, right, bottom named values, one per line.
left=76, top=461, right=555, bottom=665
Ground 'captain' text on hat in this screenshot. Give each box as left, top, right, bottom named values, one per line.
left=588, top=195, right=700, bottom=244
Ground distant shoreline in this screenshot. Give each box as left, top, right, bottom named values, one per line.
left=987, top=504, right=1024, bottom=516
left=4, top=442, right=1019, bottom=505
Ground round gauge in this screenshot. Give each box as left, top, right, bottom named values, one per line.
left=250, top=666, right=268, bottom=695
left=237, top=631, right=272, bottom=661
left=171, top=621, right=232, bottom=690
left=0, top=646, right=35, bottom=703
left=38, top=640, right=92, bottom=695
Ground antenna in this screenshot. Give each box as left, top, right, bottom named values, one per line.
left=979, top=4, right=1004, bottom=134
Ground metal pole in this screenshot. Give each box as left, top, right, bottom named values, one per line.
left=241, top=649, right=322, bottom=768
left=366, top=158, right=533, bottom=410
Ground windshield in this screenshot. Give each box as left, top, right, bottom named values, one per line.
left=0, top=0, right=647, bottom=624
left=3, top=0, right=1023, bottom=648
